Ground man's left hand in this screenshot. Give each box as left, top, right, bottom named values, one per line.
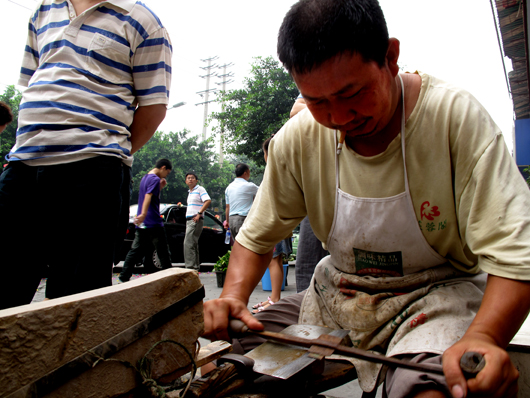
left=443, top=333, right=519, bottom=398
left=160, top=178, right=167, bottom=189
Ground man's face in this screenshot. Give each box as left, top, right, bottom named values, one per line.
left=186, top=174, right=198, bottom=188
left=292, top=50, right=398, bottom=142
left=161, top=167, right=171, bottom=179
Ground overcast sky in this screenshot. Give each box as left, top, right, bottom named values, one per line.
left=0, top=0, right=515, bottom=151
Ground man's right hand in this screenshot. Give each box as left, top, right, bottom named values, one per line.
left=134, top=213, right=146, bottom=226
left=203, top=297, right=264, bottom=342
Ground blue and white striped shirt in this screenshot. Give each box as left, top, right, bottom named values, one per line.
left=186, top=185, right=211, bottom=218
left=10, top=0, right=172, bottom=166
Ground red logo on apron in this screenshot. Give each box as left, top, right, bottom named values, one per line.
left=420, top=201, right=440, bottom=220
left=410, top=313, right=428, bottom=328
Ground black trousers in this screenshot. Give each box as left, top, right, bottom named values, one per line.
left=0, top=156, right=128, bottom=309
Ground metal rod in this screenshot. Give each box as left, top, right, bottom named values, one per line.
left=251, top=329, right=444, bottom=375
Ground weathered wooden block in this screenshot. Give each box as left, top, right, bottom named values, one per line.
left=1, top=268, right=204, bottom=398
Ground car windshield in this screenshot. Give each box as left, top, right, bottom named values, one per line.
left=130, top=203, right=176, bottom=221
left=129, top=204, right=138, bottom=221
left=160, top=203, right=176, bottom=213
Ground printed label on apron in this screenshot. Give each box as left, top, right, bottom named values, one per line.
left=353, top=248, right=403, bottom=277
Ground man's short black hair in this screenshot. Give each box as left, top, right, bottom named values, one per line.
left=155, top=158, right=172, bottom=170
left=278, top=0, right=389, bottom=74
left=235, top=163, right=250, bottom=177
left=185, top=172, right=198, bottom=181
left=0, top=101, right=14, bottom=126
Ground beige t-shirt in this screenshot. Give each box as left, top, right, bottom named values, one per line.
left=237, top=72, right=530, bottom=280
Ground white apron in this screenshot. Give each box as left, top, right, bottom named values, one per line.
left=299, top=75, right=486, bottom=392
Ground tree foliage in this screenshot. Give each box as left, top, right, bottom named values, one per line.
left=131, top=130, right=234, bottom=214
left=210, top=56, right=299, bottom=164
left=0, top=86, right=22, bottom=164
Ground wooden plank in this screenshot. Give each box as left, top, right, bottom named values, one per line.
left=0, top=268, right=204, bottom=398
left=195, top=340, right=233, bottom=368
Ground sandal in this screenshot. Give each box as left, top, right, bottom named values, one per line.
left=251, top=297, right=268, bottom=309
left=252, top=296, right=275, bottom=314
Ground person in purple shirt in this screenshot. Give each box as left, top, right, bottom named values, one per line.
left=119, top=159, right=172, bottom=282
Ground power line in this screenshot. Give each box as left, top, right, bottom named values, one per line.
left=215, top=62, right=234, bottom=164
left=7, top=0, right=32, bottom=11
left=196, top=56, right=219, bottom=141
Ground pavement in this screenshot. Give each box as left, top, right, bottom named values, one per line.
left=30, top=262, right=382, bottom=398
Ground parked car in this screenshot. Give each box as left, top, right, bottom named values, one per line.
left=117, top=204, right=230, bottom=273
left=128, top=203, right=176, bottom=223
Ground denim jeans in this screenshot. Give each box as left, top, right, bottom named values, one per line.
left=119, top=226, right=172, bottom=281
left=184, top=218, right=203, bottom=270
left=0, top=156, right=126, bottom=309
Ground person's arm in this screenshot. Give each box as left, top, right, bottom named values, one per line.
left=443, top=275, right=530, bottom=398
left=129, top=104, right=167, bottom=154
left=225, top=204, right=230, bottom=227
left=203, top=241, right=273, bottom=341
left=160, top=178, right=167, bottom=190
left=135, top=192, right=153, bottom=225
left=192, top=199, right=212, bottom=222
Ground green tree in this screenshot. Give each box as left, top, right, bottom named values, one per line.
left=0, top=86, right=22, bottom=163
left=210, top=56, right=299, bottom=164
left=131, top=130, right=233, bottom=216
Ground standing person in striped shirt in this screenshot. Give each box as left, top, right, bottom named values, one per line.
left=184, top=172, right=211, bottom=271
left=0, top=0, right=172, bottom=310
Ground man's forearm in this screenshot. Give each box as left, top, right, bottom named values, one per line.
left=466, top=274, right=530, bottom=347
left=221, top=241, right=273, bottom=303
left=199, top=200, right=211, bottom=214
left=129, top=104, right=167, bottom=154
left=140, top=193, right=152, bottom=217
left=225, top=204, right=230, bottom=225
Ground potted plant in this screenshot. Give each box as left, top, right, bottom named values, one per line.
left=214, top=250, right=230, bottom=288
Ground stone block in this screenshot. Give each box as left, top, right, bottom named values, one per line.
left=1, top=268, right=204, bottom=398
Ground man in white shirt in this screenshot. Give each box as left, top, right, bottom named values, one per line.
left=225, top=163, right=259, bottom=239
left=184, top=172, right=211, bottom=270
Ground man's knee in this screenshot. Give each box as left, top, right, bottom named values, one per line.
left=385, top=353, right=449, bottom=398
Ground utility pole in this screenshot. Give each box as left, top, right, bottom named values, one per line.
left=196, top=56, right=218, bottom=141
left=215, top=62, right=234, bottom=164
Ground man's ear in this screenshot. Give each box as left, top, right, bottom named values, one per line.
left=385, top=38, right=400, bottom=77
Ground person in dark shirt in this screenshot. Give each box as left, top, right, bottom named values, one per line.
left=0, top=101, right=13, bottom=134
left=119, top=159, right=172, bottom=282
